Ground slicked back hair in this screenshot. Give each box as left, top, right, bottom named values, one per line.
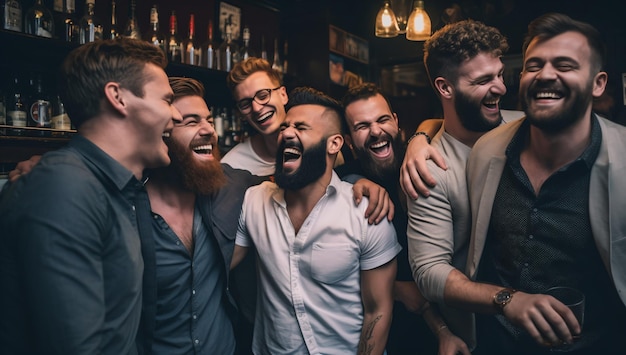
left=522, top=12, right=606, bottom=73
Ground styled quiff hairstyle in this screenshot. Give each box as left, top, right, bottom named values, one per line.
left=169, top=77, right=206, bottom=101
left=522, top=12, right=606, bottom=73
left=60, top=37, right=167, bottom=128
left=423, top=19, right=508, bottom=93
left=286, top=86, right=344, bottom=135
left=226, top=57, right=283, bottom=92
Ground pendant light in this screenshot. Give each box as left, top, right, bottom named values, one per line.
left=375, top=0, right=400, bottom=38
left=406, top=0, right=431, bottom=41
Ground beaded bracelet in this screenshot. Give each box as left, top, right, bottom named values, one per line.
left=407, top=131, right=432, bottom=145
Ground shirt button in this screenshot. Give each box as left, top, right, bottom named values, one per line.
left=194, top=339, right=199, bottom=344
left=524, top=262, right=529, bottom=267
left=533, top=208, right=538, bottom=212
left=132, top=205, right=136, bottom=211
left=529, top=235, right=534, bottom=239
left=192, top=314, right=197, bottom=320
left=192, top=290, right=196, bottom=295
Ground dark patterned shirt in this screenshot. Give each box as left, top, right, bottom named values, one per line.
left=477, top=116, right=626, bottom=353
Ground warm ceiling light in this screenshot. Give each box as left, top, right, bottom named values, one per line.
left=375, top=0, right=400, bottom=38
left=406, top=0, right=431, bottom=41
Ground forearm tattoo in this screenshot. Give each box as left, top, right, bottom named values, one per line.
left=357, top=314, right=382, bottom=355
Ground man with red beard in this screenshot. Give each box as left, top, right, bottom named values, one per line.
left=445, top=13, right=626, bottom=354
left=338, top=82, right=471, bottom=355
left=231, top=87, right=400, bottom=355
left=138, top=77, right=265, bottom=355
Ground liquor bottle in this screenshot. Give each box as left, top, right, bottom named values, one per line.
left=25, top=0, right=54, bottom=38
left=79, top=0, right=103, bottom=44
left=0, top=86, right=6, bottom=127
left=146, top=4, right=165, bottom=53
left=238, top=25, right=255, bottom=61
left=202, top=19, right=217, bottom=69
left=51, top=94, right=71, bottom=130
left=53, top=0, right=77, bottom=42
left=123, top=0, right=140, bottom=39
left=217, top=20, right=239, bottom=72
left=166, top=10, right=182, bottom=63
left=283, top=40, right=288, bottom=74
left=108, top=0, right=117, bottom=39
left=271, top=37, right=283, bottom=72
left=184, top=14, right=201, bottom=65
left=260, top=35, right=268, bottom=60
left=28, top=74, right=51, bottom=130
left=6, top=75, right=27, bottom=132
left=2, top=0, right=22, bottom=32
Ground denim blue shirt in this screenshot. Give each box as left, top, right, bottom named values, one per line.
left=0, top=135, right=144, bottom=355
left=151, top=207, right=235, bottom=354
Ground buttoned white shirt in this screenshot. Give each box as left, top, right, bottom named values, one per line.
left=236, top=172, right=400, bottom=355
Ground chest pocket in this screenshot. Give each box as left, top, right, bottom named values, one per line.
left=311, top=243, right=359, bottom=284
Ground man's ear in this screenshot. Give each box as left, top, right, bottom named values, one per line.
left=434, top=77, right=453, bottom=99
left=327, top=133, right=344, bottom=155
left=104, top=82, right=127, bottom=116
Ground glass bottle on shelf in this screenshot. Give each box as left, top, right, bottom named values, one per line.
left=79, top=0, right=103, bottom=44
left=283, top=40, right=288, bottom=74
left=2, top=0, right=22, bottom=32
left=202, top=19, right=217, bottom=69
left=123, top=0, right=140, bottom=39
left=25, top=0, right=54, bottom=38
left=271, top=37, right=283, bottom=72
left=28, top=74, right=51, bottom=131
left=146, top=4, right=165, bottom=53
left=260, top=35, right=268, bottom=60
left=108, top=0, right=117, bottom=39
left=185, top=14, right=201, bottom=65
left=239, top=25, right=255, bottom=61
left=217, top=20, right=239, bottom=72
left=6, top=75, right=27, bottom=133
left=53, top=0, right=76, bottom=42
left=166, top=10, right=182, bottom=63
left=51, top=94, right=71, bottom=130
left=0, top=86, right=6, bottom=129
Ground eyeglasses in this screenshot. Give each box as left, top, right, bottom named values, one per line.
left=236, top=86, right=282, bottom=114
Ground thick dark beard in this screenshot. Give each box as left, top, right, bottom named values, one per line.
left=455, top=89, right=502, bottom=132
left=167, top=137, right=226, bottom=195
left=521, top=81, right=593, bottom=134
left=275, top=138, right=328, bottom=190
left=353, top=133, right=404, bottom=185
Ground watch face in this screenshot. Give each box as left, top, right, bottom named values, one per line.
left=495, top=290, right=512, bottom=304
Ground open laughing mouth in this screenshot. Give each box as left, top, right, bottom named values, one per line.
left=369, top=139, right=391, bottom=158
left=192, top=143, right=213, bottom=155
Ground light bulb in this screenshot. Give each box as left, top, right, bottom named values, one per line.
left=375, top=1, right=399, bottom=38
left=406, top=0, right=431, bottom=41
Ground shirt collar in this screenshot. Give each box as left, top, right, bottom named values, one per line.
left=505, top=114, right=602, bottom=170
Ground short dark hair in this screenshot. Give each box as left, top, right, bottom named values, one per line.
left=226, top=57, right=282, bottom=93
left=522, top=12, right=606, bottom=73
left=286, top=87, right=344, bottom=135
left=169, top=77, right=206, bottom=101
left=60, top=37, right=167, bottom=128
left=341, top=82, right=395, bottom=134
left=423, top=19, right=508, bottom=91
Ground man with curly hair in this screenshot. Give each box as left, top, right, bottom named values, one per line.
left=406, top=19, right=510, bottom=352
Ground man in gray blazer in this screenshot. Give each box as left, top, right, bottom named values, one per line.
left=446, top=13, right=626, bottom=354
